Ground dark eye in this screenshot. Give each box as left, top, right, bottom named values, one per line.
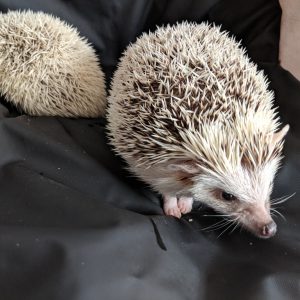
left=221, top=191, right=237, bottom=201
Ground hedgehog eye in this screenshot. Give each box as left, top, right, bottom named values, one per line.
left=221, top=191, right=237, bottom=201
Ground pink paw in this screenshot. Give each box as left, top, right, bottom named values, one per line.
left=178, top=196, right=193, bottom=214
left=163, top=195, right=193, bottom=218
left=164, top=206, right=182, bottom=218
left=163, top=195, right=181, bottom=218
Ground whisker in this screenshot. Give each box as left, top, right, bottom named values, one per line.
left=201, top=214, right=240, bottom=237
left=239, top=222, right=245, bottom=234
left=270, top=207, right=286, bottom=221
left=271, top=193, right=296, bottom=205
left=229, top=218, right=240, bottom=234
left=217, top=220, right=236, bottom=238
left=271, top=195, right=287, bottom=202
left=201, top=220, right=224, bottom=231
left=201, top=219, right=230, bottom=231
left=202, top=214, right=232, bottom=217
left=216, top=217, right=239, bottom=238
left=205, top=221, right=233, bottom=232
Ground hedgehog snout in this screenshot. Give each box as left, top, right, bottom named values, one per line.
left=259, top=221, right=277, bottom=238
left=247, top=219, right=277, bottom=239
left=239, top=205, right=276, bottom=238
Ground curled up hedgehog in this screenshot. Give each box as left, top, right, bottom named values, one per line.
left=0, top=10, right=106, bottom=117
left=107, top=22, right=290, bottom=239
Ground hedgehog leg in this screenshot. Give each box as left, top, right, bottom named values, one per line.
left=163, top=195, right=181, bottom=218
left=178, top=196, right=193, bottom=214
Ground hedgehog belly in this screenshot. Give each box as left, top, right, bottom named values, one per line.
left=107, top=22, right=278, bottom=194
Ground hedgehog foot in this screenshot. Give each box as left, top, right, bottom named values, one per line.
left=163, top=195, right=181, bottom=218
left=178, top=196, right=193, bottom=214
left=163, top=195, right=193, bottom=218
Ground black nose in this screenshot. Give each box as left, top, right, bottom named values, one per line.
left=260, top=221, right=277, bottom=238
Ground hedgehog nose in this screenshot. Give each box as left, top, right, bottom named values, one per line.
left=260, top=221, right=277, bottom=238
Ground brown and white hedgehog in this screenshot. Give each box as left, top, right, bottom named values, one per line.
left=0, top=10, right=106, bottom=117
left=107, top=22, right=290, bottom=239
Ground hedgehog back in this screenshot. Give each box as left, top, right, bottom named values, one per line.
left=108, top=22, right=279, bottom=170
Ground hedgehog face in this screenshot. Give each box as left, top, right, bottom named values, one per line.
left=167, top=125, right=289, bottom=238
left=191, top=158, right=281, bottom=238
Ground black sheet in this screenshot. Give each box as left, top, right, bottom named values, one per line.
left=0, top=1, right=299, bottom=299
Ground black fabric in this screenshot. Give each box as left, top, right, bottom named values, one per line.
left=0, top=1, right=299, bottom=299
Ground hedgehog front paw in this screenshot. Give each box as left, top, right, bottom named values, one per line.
left=178, top=196, right=193, bottom=214
left=164, top=206, right=182, bottom=219
left=163, top=195, right=181, bottom=218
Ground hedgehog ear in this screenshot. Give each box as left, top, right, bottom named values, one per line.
left=167, top=160, right=201, bottom=174
left=271, top=124, right=290, bottom=146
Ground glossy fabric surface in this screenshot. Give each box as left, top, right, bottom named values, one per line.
left=0, top=1, right=299, bottom=299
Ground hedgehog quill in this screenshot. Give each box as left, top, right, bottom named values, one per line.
left=107, top=22, right=290, bottom=239
left=0, top=10, right=106, bottom=117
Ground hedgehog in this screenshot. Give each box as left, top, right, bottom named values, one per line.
left=0, top=10, right=106, bottom=117
left=107, top=22, right=290, bottom=239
